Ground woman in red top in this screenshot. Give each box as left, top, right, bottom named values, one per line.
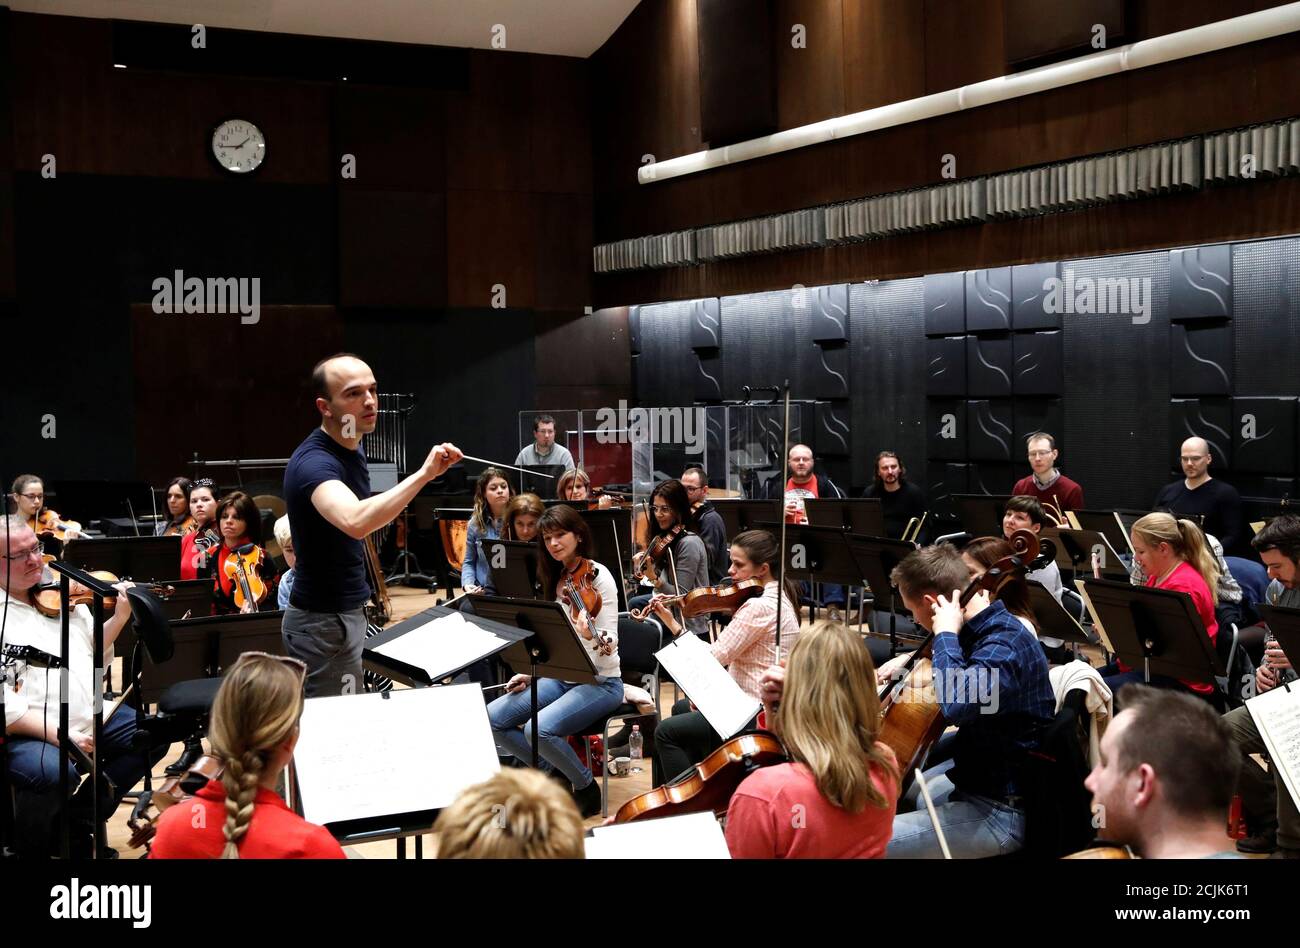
left=210, top=491, right=277, bottom=614
left=179, top=478, right=221, bottom=581
left=150, top=652, right=344, bottom=859
left=1102, top=512, right=1221, bottom=700
left=725, top=620, right=899, bottom=859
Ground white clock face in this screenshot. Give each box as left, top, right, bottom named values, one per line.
left=211, top=119, right=266, bottom=174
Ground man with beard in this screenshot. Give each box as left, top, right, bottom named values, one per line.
left=862, top=451, right=926, bottom=541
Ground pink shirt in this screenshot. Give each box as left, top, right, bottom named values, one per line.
left=709, top=582, right=799, bottom=700
left=725, top=744, right=899, bottom=859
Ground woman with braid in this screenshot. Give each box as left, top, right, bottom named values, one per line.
left=150, top=653, right=344, bottom=859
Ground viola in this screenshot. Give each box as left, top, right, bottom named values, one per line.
left=34, top=508, right=83, bottom=542
left=223, top=542, right=268, bottom=613
left=559, top=557, right=614, bottom=656
left=632, top=523, right=683, bottom=584
left=630, top=578, right=765, bottom=622
left=127, top=755, right=224, bottom=849
left=161, top=515, right=197, bottom=538
left=32, top=571, right=175, bottom=618
left=614, top=731, right=788, bottom=824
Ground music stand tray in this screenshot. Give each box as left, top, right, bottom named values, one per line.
left=363, top=604, right=528, bottom=688
left=62, top=535, right=182, bottom=583
left=520, top=464, right=567, bottom=499
left=1069, top=510, right=1134, bottom=559
left=803, top=498, right=885, bottom=538
left=952, top=494, right=1011, bottom=539
left=483, top=538, right=544, bottom=600
left=710, top=499, right=781, bottom=542
left=1044, top=527, right=1130, bottom=581
left=1026, top=580, right=1091, bottom=646
left=577, top=507, right=634, bottom=611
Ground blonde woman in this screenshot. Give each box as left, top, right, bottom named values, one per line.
left=725, top=621, right=899, bottom=859
left=1101, top=512, right=1221, bottom=701
left=434, top=768, right=585, bottom=859
left=150, top=653, right=344, bottom=859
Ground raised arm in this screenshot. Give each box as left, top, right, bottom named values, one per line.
left=312, top=443, right=462, bottom=540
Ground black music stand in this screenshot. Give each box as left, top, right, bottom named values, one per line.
left=578, top=507, right=633, bottom=611
left=1045, top=527, right=1130, bottom=581
left=1078, top=578, right=1224, bottom=690
left=803, top=498, right=885, bottom=538
left=136, top=611, right=286, bottom=705
left=62, top=536, right=182, bottom=583
left=483, top=539, right=544, bottom=600
left=839, top=533, right=919, bottom=657
left=363, top=604, right=528, bottom=688
left=1026, top=580, right=1092, bottom=649
left=1070, top=510, right=1135, bottom=558
left=710, top=499, right=781, bottom=541
left=953, top=494, right=1012, bottom=539
left=520, top=464, right=566, bottom=499
left=113, top=579, right=212, bottom=676
left=469, top=595, right=600, bottom=768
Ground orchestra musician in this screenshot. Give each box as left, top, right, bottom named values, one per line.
left=210, top=491, right=278, bottom=615
left=556, top=468, right=614, bottom=508
left=862, top=451, right=927, bottom=541
left=503, top=492, right=545, bottom=543
left=1, top=515, right=167, bottom=857
left=962, top=537, right=1059, bottom=665
left=727, top=621, right=899, bottom=859
left=636, top=480, right=711, bottom=638
left=642, top=529, right=800, bottom=784
left=274, top=515, right=296, bottom=610
left=487, top=505, right=623, bottom=817
left=461, top=467, right=514, bottom=597
left=1001, top=497, right=1067, bottom=661
left=1083, top=685, right=1243, bottom=859
left=155, top=476, right=197, bottom=537
left=150, top=652, right=344, bottom=859
left=8, top=474, right=83, bottom=543
left=1153, top=436, right=1247, bottom=558
left=1011, top=432, right=1084, bottom=514
left=434, top=769, right=586, bottom=859
left=681, top=465, right=727, bottom=583
left=514, top=413, right=575, bottom=471
left=179, top=477, right=221, bottom=581
left=282, top=353, right=461, bottom=698
left=877, top=544, right=1053, bottom=858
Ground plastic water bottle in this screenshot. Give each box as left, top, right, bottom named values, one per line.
left=629, top=725, right=643, bottom=772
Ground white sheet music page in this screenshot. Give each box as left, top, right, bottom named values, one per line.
left=1247, top=683, right=1300, bottom=813
left=369, top=610, right=508, bottom=681
left=295, top=685, right=500, bottom=826
left=584, top=811, right=730, bottom=859
left=655, top=632, right=760, bottom=740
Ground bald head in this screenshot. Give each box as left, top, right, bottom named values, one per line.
left=1181, top=437, right=1209, bottom=457
left=312, top=354, right=378, bottom=443
left=1179, top=437, right=1212, bottom=484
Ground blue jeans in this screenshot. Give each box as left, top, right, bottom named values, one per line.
left=488, top=677, right=625, bottom=789
left=887, top=758, right=1026, bottom=858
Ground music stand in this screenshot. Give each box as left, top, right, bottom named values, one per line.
left=710, top=499, right=781, bottom=541
left=804, top=498, right=885, bottom=538
left=62, top=536, right=182, bottom=583
left=363, top=604, right=529, bottom=688
left=843, top=533, right=920, bottom=657
left=483, top=538, right=544, bottom=600
left=1045, top=527, right=1130, bottom=581
left=953, top=494, right=1011, bottom=538
left=578, top=507, right=633, bottom=611
left=1070, top=510, right=1134, bottom=559
left=112, top=579, right=213, bottom=689
left=136, top=611, right=287, bottom=704
left=1026, top=580, right=1092, bottom=648
left=520, top=464, right=566, bottom=499
left=1077, top=578, right=1224, bottom=688
left=470, top=595, right=600, bottom=768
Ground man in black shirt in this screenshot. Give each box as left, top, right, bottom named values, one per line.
left=862, top=451, right=927, bottom=541
left=283, top=353, right=462, bottom=697
left=1153, top=436, right=1246, bottom=557
left=681, top=465, right=727, bottom=583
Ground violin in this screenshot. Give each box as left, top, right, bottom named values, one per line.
left=127, top=755, right=224, bottom=849
left=223, top=543, right=267, bottom=613
left=1062, top=844, right=1135, bottom=859
left=630, top=578, right=765, bottom=622
left=614, top=731, right=787, bottom=824
left=632, top=523, right=683, bottom=583
left=35, top=509, right=83, bottom=542
left=31, top=570, right=175, bottom=618
left=559, top=557, right=614, bottom=657
left=877, top=528, right=1050, bottom=790
left=161, top=515, right=197, bottom=538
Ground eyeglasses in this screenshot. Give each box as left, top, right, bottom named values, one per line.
left=651, top=505, right=672, bottom=514
left=2, top=542, right=44, bottom=562
left=18, top=493, right=44, bottom=501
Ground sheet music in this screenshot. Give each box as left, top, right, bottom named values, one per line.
left=369, top=610, right=508, bottom=681
left=656, top=633, right=760, bottom=741
left=1246, top=684, right=1300, bottom=814
left=294, top=686, right=500, bottom=826
left=584, top=811, right=730, bottom=859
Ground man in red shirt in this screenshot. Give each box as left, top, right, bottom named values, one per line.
left=759, top=444, right=846, bottom=618
left=1011, top=431, right=1084, bottom=516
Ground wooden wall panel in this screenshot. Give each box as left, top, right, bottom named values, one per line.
left=529, top=56, right=592, bottom=196
left=446, top=189, right=537, bottom=308
left=1124, top=44, right=1262, bottom=146
left=923, top=0, right=1006, bottom=94
left=334, top=85, right=446, bottom=192
left=1016, top=72, right=1128, bottom=167
left=773, top=0, right=845, bottom=131
left=1131, top=0, right=1268, bottom=39
left=843, top=0, right=927, bottom=112
left=445, top=50, right=534, bottom=192
left=534, top=192, right=593, bottom=312
left=338, top=190, right=447, bottom=308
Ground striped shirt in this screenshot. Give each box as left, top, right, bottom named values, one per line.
left=710, top=581, right=800, bottom=700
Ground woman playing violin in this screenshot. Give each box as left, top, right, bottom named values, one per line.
left=155, top=476, right=197, bottom=537
left=486, top=505, right=623, bottom=818
left=642, top=529, right=800, bottom=785
left=9, top=474, right=83, bottom=545
left=461, top=467, right=514, bottom=597
left=210, top=491, right=278, bottom=615
left=726, top=620, right=899, bottom=859
left=633, top=480, right=710, bottom=637
left=556, top=468, right=614, bottom=509
left=179, top=478, right=222, bottom=580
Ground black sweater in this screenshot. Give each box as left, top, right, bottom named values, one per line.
left=1152, top=478, right=1246, bottom=557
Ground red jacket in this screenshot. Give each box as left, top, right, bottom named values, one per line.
left=1011, top=473, right=1084, bottom=512
left=150, top=779, right=344, bottom=859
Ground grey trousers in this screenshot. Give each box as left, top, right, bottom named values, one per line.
left=282, top=605, right=367, bottom=698
left=1224, top=704, right=1300, bottom=848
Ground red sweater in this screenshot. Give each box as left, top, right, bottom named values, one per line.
left=150, top=780, right=344, bottom=859
left=1012, top=473, right=1084, bottom=512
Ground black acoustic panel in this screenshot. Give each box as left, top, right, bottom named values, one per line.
left=1169, top=244, right=1232, bottom=321
left=924, top=271, right=966, bottom=336
left=628, top=305, right=641, bottom=355
left=1170, top=398, right=1232, bottom=474
left=1233, top=238, right=1300, bottom=397
left=1170, top=321, right=1233, bottom=396
left=926, top=336, right=967, bottom=397
left=968, top=462, right=1018, bottom=498
left=967, top=400, right=1015, bottom=462
left=720, top=289, right=812, bottom=401
left=1063, top=251, right=1171, bottom=511
left=1013, top=331, right=1063, bottom=396
left=927, top=399, right=967, bottom=461
left=694, top=351, right=723, bottom=401
left=1233, top=396, right=1298, bottom=476
left=689, top=297, right=722, bottom=349
left=926, top=462, right=970, bottom=523
left=697, top=0, right=776, bottom=146
left=1012, top=261, right=1061, bottom=330
left=966, top=336, right=1014, bottom=397
left=964, top=267, right=1012, bottom=332
left=635, top=300, right=696, bottom=406
left=815, top=402, right=852, bottom=458
left=850, top=281, right=927, bottom=494
left=1014, top=400, right=1065, bottom=457
left=811, top=343, right=850, bottom=399
left=807, top=284, right=850, bottom=343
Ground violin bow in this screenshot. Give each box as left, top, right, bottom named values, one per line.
left=775, top=378, right=791, bottom=663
